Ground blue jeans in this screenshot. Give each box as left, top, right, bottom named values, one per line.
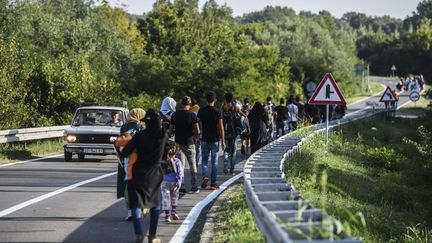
left=201, top=141, right=219, bottom=185
left=131, top=205, right=160, bottom=235
left=224, top=137, right=237, bottom=171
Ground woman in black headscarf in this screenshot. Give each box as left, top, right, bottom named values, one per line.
left=248, top=102, right=269, bottom=154
left=120, top=109, right=167, bottom=243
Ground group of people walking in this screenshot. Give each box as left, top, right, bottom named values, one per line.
left=396, top=75, right=425, bottom=92
left=114, top=91, right=304, bottom=243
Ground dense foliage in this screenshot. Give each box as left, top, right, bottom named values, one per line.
left=239, top=7, right=362, bottom=97
left=1, top=0, right=431, bottom=130
left=354, top=0, right=432, bottom=80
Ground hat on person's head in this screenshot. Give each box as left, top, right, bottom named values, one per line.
left=181, top=96, right=192, bottom=106
left=128, top=108, right=146, bottom=123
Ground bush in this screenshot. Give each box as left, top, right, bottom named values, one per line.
left=403, top=125, right=432, bottom=172
left=363, top=146, right=401, bottom=170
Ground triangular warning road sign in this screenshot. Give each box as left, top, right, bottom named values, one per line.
left=308, top=73, right=346, bottom=105
left=379, top=86, right=398, bottom=102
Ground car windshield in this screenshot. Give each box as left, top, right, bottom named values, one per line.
left=72, top=109, right=124, bottom=127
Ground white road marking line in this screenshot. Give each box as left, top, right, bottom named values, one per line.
left=0, top=154, right=63, bottom=168
left=0, top=171, right=116, bottom=217
left=169, top=172, right=244, bottom=243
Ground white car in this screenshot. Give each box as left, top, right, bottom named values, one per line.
left=63, top=106, right=128, bottom=161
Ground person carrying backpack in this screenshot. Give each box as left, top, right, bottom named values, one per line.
left=221, top=92, right=243, bottom=175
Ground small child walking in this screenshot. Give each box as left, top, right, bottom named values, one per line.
left=160, top=140, right=183, bottom=222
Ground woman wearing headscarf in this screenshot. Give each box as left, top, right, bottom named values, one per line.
left=248, top=102, right=269, bottom=154
left=116, top=108, right=146, bottom=221
left=160, top=97, right=176, bottom=133
left=120, top=109, right=167, bottom=243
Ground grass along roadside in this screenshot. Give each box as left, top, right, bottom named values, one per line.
left=212, top=183, right=264, bottom=243
left=0, top=138, right=63, bottom=163
left=285, top=109, right=432, bottom=242
left=398, top=92, right=429, bottom=109
left=396, top=90, right=430, bottom=118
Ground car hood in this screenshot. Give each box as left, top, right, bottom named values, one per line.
left=64, top=126, right=120, bottom=136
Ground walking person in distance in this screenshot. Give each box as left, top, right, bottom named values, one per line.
left=221, top=92, right=241, bottom=175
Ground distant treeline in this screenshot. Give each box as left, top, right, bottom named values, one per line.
left=0, top=0, right=431, bottom=129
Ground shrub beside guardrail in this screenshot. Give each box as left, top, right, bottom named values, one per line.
left=0, top=126, right=69, bottom=144
left=244, top=108, right=387, bottom=243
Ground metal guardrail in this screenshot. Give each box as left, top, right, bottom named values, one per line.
left=244, top=108, right=387, bottom=243
left=0, top=126, right=69, bottom=144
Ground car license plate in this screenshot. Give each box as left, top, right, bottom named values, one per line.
left=83, top=148, right=103, bottom=154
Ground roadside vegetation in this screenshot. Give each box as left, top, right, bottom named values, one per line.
left=285, top=108, right=432, bottom=242
left=2, top=0, right=432, bottom=130
left=213, top=184, right=264, bottom=243
left=0, top=138, right=63, bottom=163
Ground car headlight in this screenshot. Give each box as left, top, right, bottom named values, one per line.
left=64, top=135, right=77, bottom=143
left=110, top=136, right=117, bottom=142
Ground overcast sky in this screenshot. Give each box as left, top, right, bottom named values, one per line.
left=105, top=0, right=420, bottom=19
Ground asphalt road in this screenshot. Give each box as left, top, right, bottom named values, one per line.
left=347, top=76, right=413, bottom=113
left=0, top=76, right=415, bottom=243
left=0, top=152, right=248, bottom=243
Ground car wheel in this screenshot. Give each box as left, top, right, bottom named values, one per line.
left=64, top=150, right=73, bottom=162
left=78, top=154, right=85, bottom=160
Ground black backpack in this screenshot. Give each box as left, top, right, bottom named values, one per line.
left=222, top=104, right=238, bottom=139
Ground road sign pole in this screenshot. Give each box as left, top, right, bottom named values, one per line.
left=367, top=64, right=370, bottom=92
left=325, top=104, right=329, bottom=151
left=308, top=73, right=346, bottom=151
